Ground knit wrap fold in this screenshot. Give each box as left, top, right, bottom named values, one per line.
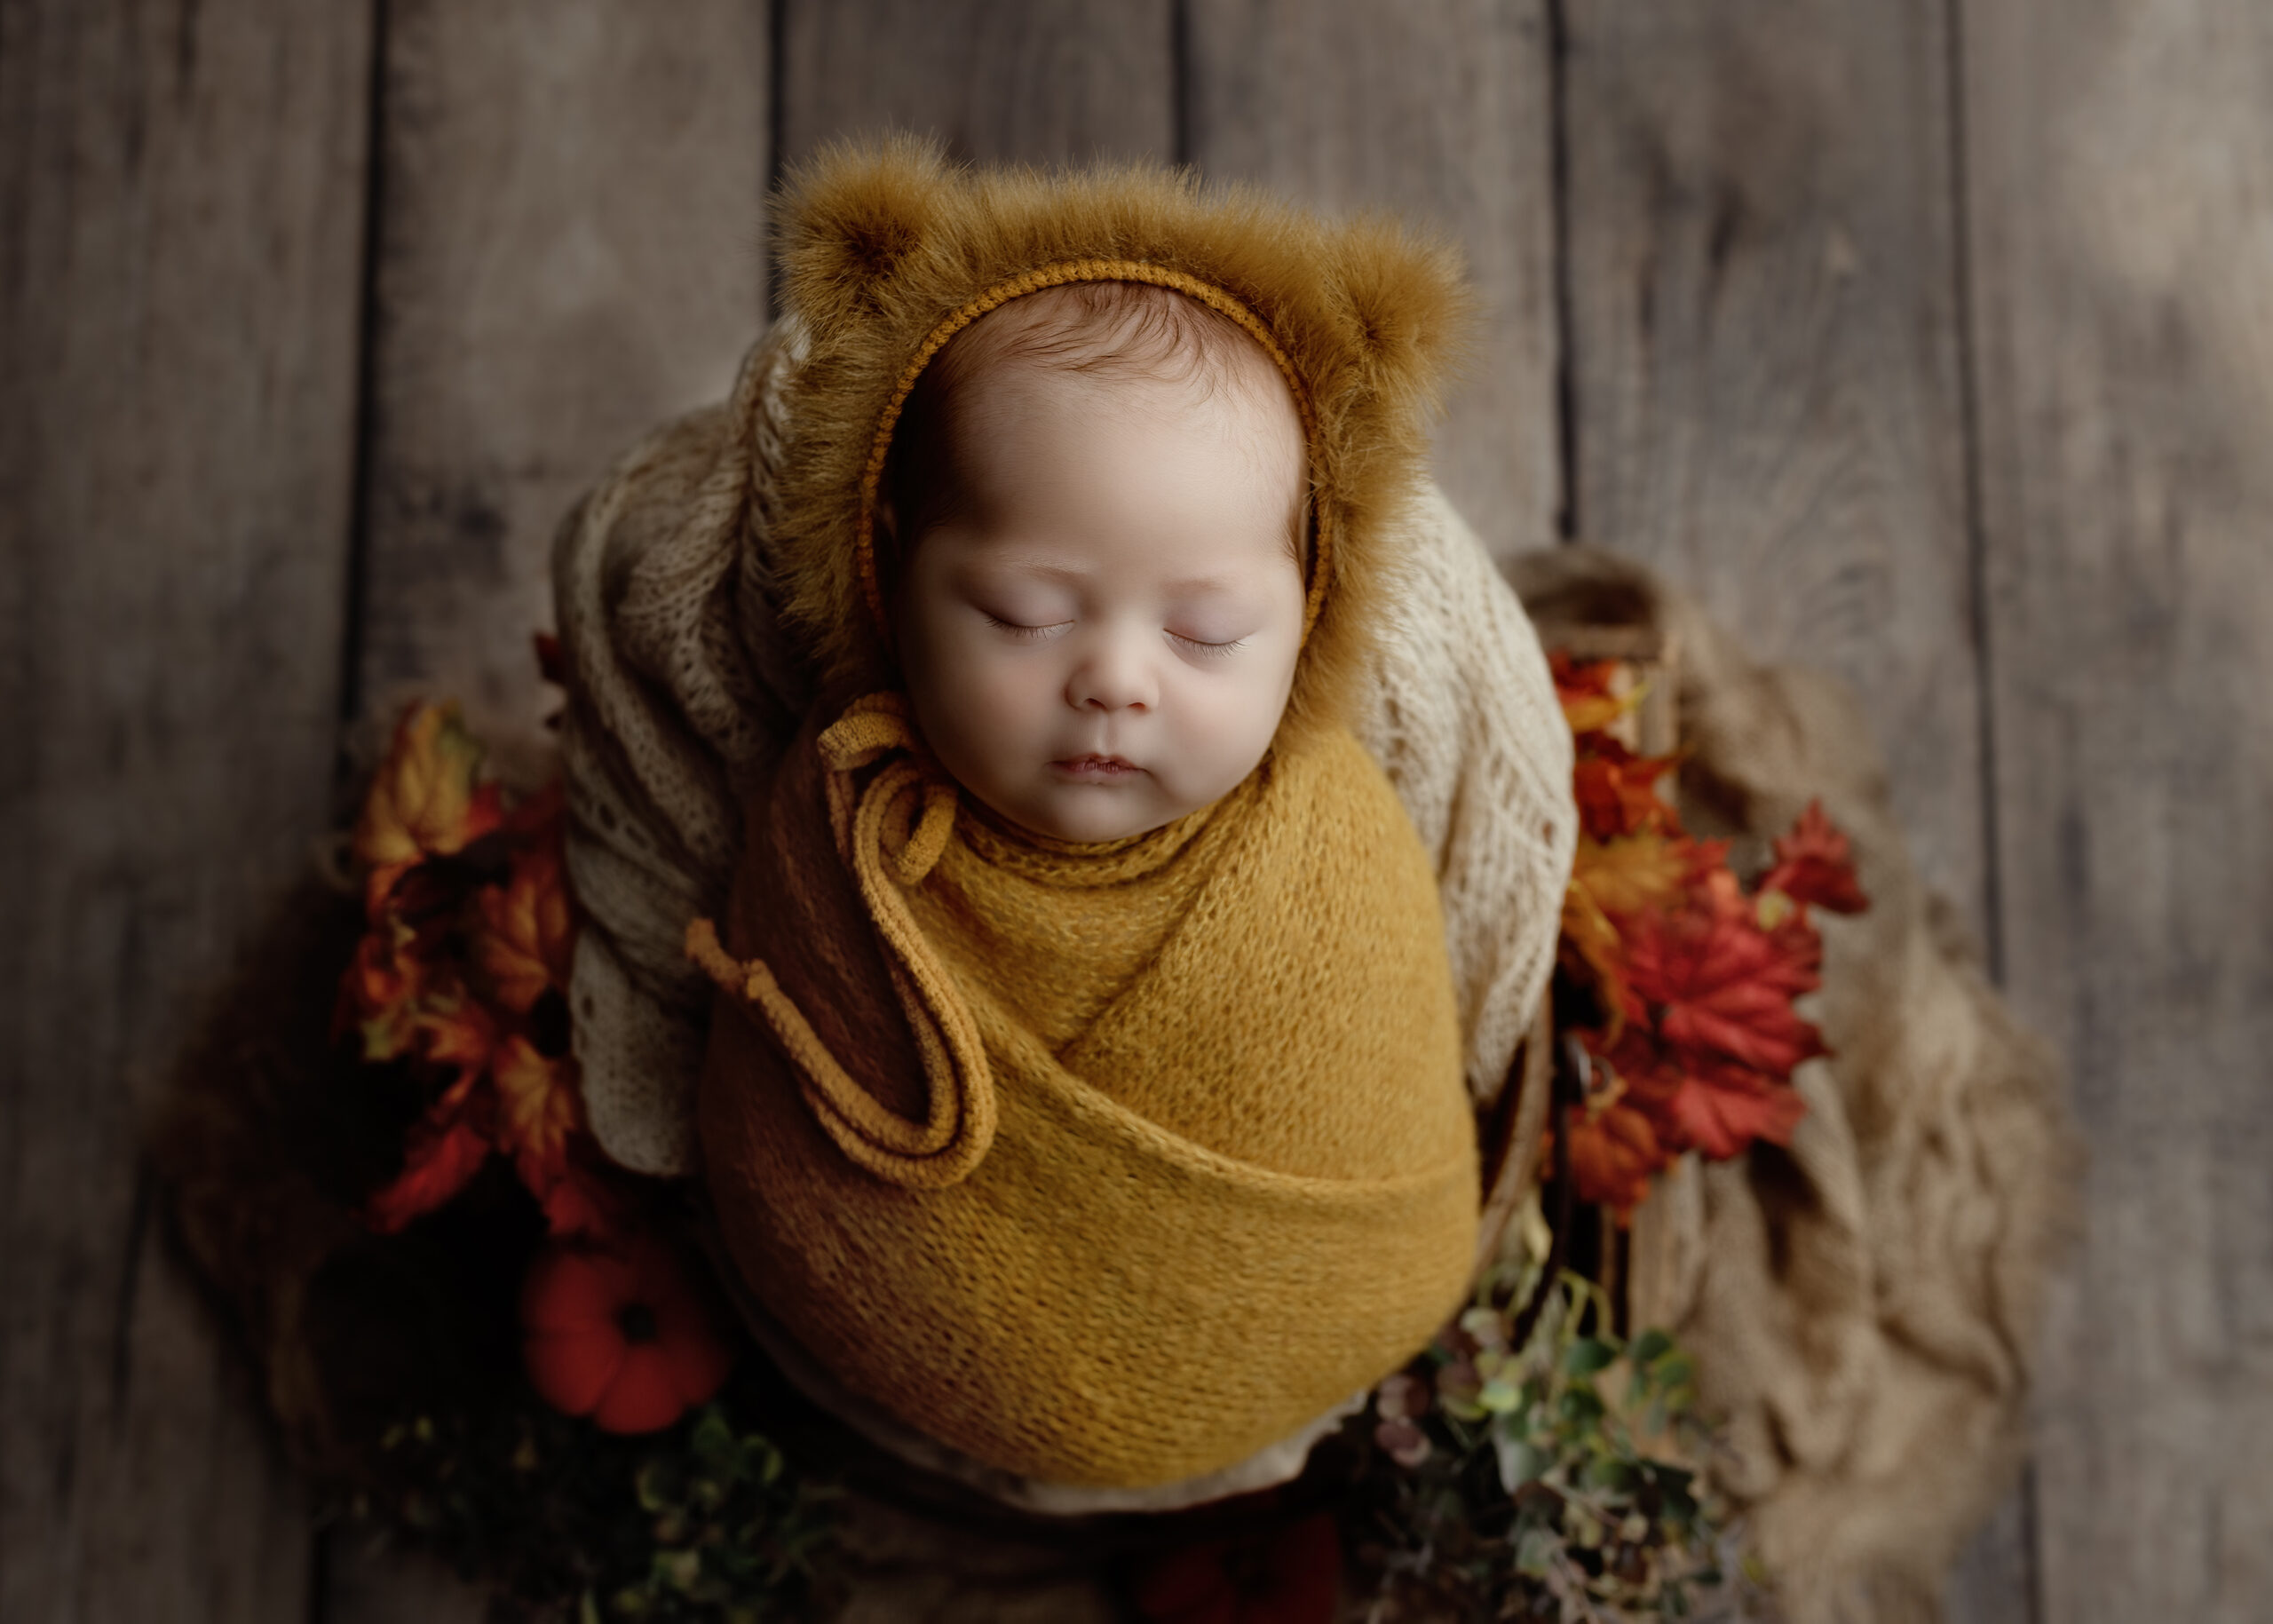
left=689, top=693, right=994, bottom=1190
left=696, top=697, right=1481, bottom=1488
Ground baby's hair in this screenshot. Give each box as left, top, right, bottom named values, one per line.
left=880, top=280, right=1311, bottom=567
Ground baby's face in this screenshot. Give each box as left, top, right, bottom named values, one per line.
left=892, top=360, right=1306, bottom=844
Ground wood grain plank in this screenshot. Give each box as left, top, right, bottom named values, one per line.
left=0, top=1, right=375, bottom=1619
left=1961, top=3, right=2273, bottom=1619
left=1181, top=0, right=1559, bottom=562
left=778, top=0, right=1174, bottom=168
left=353, top=0, right=771, bottom=748
left=333, top=4, right=770, bottom=1614
left=1563, top=0, right=1986, bottom=916
left=1561, top=7, right=2031, bottom=1618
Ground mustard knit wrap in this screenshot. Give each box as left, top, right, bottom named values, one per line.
left=696, top=693, right=1478, bottom=1488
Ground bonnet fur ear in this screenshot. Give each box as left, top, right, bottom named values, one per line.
left=777, top=133, right=951, bottom=331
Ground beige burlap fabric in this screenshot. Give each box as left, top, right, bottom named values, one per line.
left=1512, top=549, right=2074, bottom=1624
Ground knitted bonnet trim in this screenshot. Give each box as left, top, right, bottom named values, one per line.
left=767, top=134, right=1473, bottom=734
left=851, top=259, right=1333, bottom=648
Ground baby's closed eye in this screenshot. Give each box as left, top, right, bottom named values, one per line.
left=1168, top=629, right=1251, bottom=657
left=981, top=613, right=1073, bottom=641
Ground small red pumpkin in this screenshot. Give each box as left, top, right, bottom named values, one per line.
left=519, top=1232, right=734, bottom=1433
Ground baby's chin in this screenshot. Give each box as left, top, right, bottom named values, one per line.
left=980, top=779, right=1196, bottom=846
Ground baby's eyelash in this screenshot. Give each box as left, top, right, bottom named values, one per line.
left=1170, top=632, right=1248, bottom=659
left=984, top=615, right=1068, bottom=642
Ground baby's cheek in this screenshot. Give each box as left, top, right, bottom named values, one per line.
left=1172, top=669, right=1286, bottom=797
left=936, top=648, right=1059, bottom=781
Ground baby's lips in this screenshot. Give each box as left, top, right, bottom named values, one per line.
left=1052, top=753, right=1144, bottom=776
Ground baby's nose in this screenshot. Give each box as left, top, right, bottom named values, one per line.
left=1066, top=632, right=1158, bottom=712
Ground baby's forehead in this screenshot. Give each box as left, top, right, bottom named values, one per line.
left=938, top=281, right=1298, bottom=424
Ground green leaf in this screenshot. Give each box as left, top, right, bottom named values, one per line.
left=1557, top=1386, right=1605, bottom=1427
left=1564, top=1337, right=1617, bottom=1377
left=690, top=1409, right=736, bottom=1472
left=1495, top=1435, right=1550, bottom=1493
left=1583, top=1457, right=1637, bottom=1494
left=1631, top=1327, right=1675, bottom=1367
left=1515, top=1525, right=1559, bottom=1577
left=635, top=1459, right=684, bottom=1516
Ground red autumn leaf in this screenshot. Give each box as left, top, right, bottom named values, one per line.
left=1593, top=1028, right=1808, bottom=1162
left=1572, top=741, right=1675, bottom=841
left=1560, top=1098, right=1670, bottom=1215
left=364, top=1111, right=491, bottom=1233
left=530, top=1159, right=621, bottom=1240
left=1621, top=870, right=1828, bottom=1078
left=1760, top=799, right=1869, bottom=915
left=1666, top=1055, right=1810, bottom=1160
left=339, top=920, right=425, bottom=1061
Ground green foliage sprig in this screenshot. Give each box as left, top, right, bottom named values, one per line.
left=361, top=1379, right=842, bottom=1622
left=1343, top=1201, right=1746, bottom=1621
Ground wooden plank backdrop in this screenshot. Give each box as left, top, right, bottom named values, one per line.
left=6, top=2, right=2268, bottom=1620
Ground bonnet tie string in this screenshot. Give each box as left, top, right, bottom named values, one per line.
left=687, top=693, right=996, bottom=1189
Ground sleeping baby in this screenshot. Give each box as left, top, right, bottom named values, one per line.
left=554, top=139, right=1578, bottom=1511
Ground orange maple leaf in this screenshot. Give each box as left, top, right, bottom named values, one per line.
left=1560, top=881, right=1632, bottom=1030
left=417, top=994, right=500, bottom=1086
left=364, top=1112, right=491, bottom=1233
left=1621, top=870, right=1828, bottom=1079
left=494, top=1034, right=581, bottom=1168
left=1572, top=741, right=1675, bottom=842
left=1551, top=654, right=1638, bottom=739
left=474, top=833, right=574, bottom=1015
left=352, top=703, right=505, bottom=910
left=491, top=1034, right=616, bottom=1237
left=1561, top=1098, right=1671, bottom=1215
left=1760, top=799, right=1869, bottom=915
left=1571, top=829, right=1694, bottom=921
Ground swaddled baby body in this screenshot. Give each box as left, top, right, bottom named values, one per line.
left=691, top=148, right=1484, bottom=1495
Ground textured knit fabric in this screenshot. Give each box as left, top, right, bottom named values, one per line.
left=696, top=691, right=1477, bottom=1487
